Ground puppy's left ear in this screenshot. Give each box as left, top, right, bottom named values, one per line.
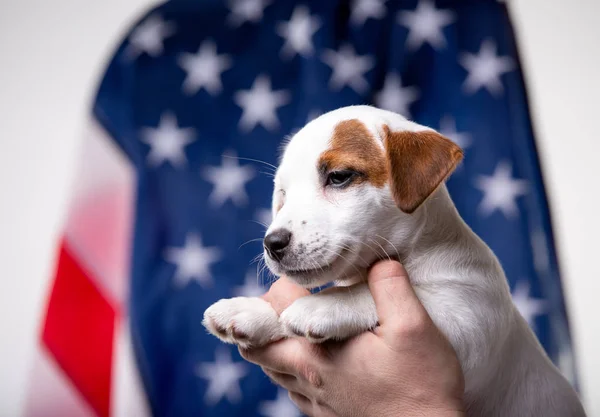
left=383, top=125, right=463, bottom=214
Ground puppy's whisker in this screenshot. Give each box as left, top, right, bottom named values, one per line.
left=255, top=255, right=277, bottom=287
left=257, top=260, right=271, bottom=287
left=331, top=242, right=369, bottom=267
left=306, top=253, right=326, bottom=276
left=222, top=154, right=278, bottom=171
left=263, top=264, right=277, bottom=285
left=370, top=238, right=392, bottom=262
left=336, top=235, right=379, bottom=262
left=238, top=238, right=264, bottom=250
left=364, top=237, right=387, bottom=261
left=324, top=244, right=365, bottom=275
left=249, top=219, right=270, bottom=229
left=259, top=170, right=276, bottom=178
left=321, top=246, right=362, bottom=277
left=345, top=235, right=384, bottom=261
left=376, top=234, right=401, bottom=261
left=250, top=252, right=265, bottom=265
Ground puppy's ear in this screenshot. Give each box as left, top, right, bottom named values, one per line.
left=383, top=125, right=463, bottom=213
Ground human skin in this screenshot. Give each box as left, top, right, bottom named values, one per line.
left=239, top=260, right=466, bottom=417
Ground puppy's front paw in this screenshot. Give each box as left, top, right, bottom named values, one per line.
left=279, top=294, right=378, bottom=344
left=203, top=297, right=284, bottom=349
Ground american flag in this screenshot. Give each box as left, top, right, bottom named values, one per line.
left=26, top=0, right=577, bottom=416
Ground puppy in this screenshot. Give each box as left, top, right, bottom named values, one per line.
left=203, top=105, right=586, bottom=416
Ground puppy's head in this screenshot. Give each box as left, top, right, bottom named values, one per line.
left=263, top=105, right=463, bottom=288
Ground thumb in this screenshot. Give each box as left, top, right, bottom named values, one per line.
left=261, top=276, right=310, bottom=315
left=367, top=260, right=426, bottom=328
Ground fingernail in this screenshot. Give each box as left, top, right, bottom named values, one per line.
left=369, top=260, right=405, bottom=278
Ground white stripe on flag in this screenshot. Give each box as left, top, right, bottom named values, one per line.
left=64, top=117, right=135, bottom=309
left=24, top=346, right=95, bottom=417
left=25, top=115, right=143, bottom=417
left=112, top=316, right=151, bottom=417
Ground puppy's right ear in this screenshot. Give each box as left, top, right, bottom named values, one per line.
left=383, top=125, right=463, bottom=214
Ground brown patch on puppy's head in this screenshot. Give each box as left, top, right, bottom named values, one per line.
left=319, top=119, right=387, bottom=187
left=383, top=125, right=463, bottom=213
left=317, top=118, right=462, bottom=214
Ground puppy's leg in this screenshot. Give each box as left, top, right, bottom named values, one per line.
left=279, top=283, right=378, bottom=343
left=203, top=297, right=285, bottom=349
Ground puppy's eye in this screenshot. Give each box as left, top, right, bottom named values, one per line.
left=326, top=170, right=356, bottom=187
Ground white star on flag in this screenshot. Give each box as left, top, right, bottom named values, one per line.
left=276, top=5, right=321, bottom=59
left=475, top=161, right=528, bottom=218
left=511, top=280, right=547, bottom=329
left=530, top=229, right=550, bottom=274
left=460, top=39, right=515, bottom=96
left=557, top=341, right=577, bottom=386
left=259, top=389, right=302, bottom=417
left=350, top=0, right=387, bottom=26
left=202, top=151, right=256, bottom=208
left=126, top=14, right=175, bottom=59
left=140, top=112, right=196, bottom=168
left=197, top=347, right=249, bottom=406
left=164, top=233, right=222, bottom=288
left=255, top=208, right=272, bottom=228
left=374, top=73, right=419, bottom=116
left=322, top=44, right=375, bottom=94
left=233, top=268, right=266, bottom=298
left=178, top=40, right=232, bottom=96
left=439, top=115, right=472, bottom=149
left=227, top=0, right=271, bottom=27
left=234, top=75, right=291, bottom=132
left=398, top=0, right=455, bottom=51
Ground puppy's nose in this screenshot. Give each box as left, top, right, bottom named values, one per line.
left=264, top=229, right=292, bottom=261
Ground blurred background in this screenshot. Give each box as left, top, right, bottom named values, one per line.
left=1, top=0, right=599, bottom=416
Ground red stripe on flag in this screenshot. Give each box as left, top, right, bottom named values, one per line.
left=42, top=241, right=116, bottom=417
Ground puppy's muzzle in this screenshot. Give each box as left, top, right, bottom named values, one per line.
left=264, top=228, right=292, bottom=261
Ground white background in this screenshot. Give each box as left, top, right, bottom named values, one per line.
left=0, top=0, right=598, bottom=416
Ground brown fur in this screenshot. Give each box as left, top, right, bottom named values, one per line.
left=319, top=119, right=462, bottom=214
left=319, top=119, right=387, bottom=187
left=383, top=125, right=463, bottom=213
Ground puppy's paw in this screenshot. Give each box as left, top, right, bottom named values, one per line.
left=203, top=297, right=284, bottom=349
left=279, top=294, right=378, bottom=344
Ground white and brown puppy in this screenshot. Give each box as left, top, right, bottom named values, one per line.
left=203, top=105, right=585, bottom=416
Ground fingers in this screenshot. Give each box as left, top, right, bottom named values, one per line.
left=262, top=368, right=301, bottom=391
left=239, top=338, right=324, bottom=388
left=261, top=368, right=321, bottom=416
left=241, top=339, right=325, bottom=415
left=367, top=260, right=430, bottom=339
left=261, top=276, right=311, bottom=315
left=289, top=391, right=338, bottom=417
left=288, top=391, right=314, bottom=416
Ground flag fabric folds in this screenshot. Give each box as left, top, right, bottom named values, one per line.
left=28, top=1, right=576, bottom=416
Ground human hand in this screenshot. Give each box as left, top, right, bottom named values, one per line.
left=243, top=260, right=465, bottom=417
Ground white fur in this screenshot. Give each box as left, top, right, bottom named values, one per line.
left=203, top=297, right=283, bottom=349
left=279, top=284, right=378, bottom=343
left=204, top=105, right=586, bottom=416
